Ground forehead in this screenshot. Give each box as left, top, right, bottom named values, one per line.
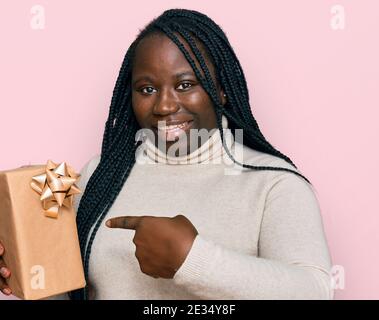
left=132, top=33, right=213, bottom=78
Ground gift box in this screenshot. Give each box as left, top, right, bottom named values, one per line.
left=0, top=160, right=86, bottom=300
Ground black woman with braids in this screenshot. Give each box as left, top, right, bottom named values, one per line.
left=0, top=8, right=333, bottom=300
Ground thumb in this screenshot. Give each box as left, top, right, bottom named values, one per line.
left=105, top=216, right=143, bottom=230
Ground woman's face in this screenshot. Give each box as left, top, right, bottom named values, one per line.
left=131, top=33, right=226, bottom=155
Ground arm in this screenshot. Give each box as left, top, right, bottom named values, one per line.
left=173, top=174, right=334, bottom=300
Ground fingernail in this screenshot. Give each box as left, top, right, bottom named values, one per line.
left=105, top=220, right=110, bottom=227
left=3, top=288, right=11, bottom=295
left=0, top=267, right=8, bottom=277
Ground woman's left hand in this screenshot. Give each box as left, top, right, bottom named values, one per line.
left=105, top=214, right=198, bottom=279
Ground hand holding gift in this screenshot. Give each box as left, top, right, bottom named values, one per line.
left=0, top=160, right=86, bottom=300
left=0, top=241, right=11, bottom=296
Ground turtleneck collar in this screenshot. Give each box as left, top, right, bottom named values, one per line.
left=140, top=115, right=234, bottom=165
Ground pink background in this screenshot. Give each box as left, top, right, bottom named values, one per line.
left=1, top=0, right=378, bottom=300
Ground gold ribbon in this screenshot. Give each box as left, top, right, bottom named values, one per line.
left=30, top=160, right=81, bottom=218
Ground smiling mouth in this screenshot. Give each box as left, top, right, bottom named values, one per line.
left=153, top=120, right=194, bottom=141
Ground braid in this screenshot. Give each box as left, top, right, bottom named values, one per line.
left=157, top=12, right=305, bottom=175
left=69, top=8, right=312, bottom=300
left=171, top=15, right=299, bottom=169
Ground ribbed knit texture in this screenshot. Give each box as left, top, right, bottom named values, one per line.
left=47, top=116, right=333, bottom=300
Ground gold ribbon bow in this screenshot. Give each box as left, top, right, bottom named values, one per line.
left=30, top=160, right=81, bottom=218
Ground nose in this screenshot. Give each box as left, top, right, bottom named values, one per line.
left=153, top=88, right=180, bottom=116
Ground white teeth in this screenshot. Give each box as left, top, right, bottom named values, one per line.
left=158, top=122, right=188, bottom=131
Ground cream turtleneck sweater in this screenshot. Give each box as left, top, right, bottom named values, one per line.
left=47, top=115, right=333, bottom=300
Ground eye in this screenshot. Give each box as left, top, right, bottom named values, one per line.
left=177, top=82, right=193, bottom=91
left=139, top=86, right=157, bottom=95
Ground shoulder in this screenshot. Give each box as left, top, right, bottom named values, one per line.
left=72, top=154, right=101, bottom=213
left=228, top=142, right=317, bottom=197
left=77, top=154, right=101, bottom=185
left=227, top=141, right=302, bottom=177
left=239, top=143, right=299, bottom=173
left=237, top=144, right=322, bottom=223
left=85, top=154, right=101, bottom=176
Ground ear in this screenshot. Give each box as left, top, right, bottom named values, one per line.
left=218, top=87, right=227, bottom=106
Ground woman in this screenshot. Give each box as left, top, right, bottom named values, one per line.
left=0, top=8, right=333, bottom=300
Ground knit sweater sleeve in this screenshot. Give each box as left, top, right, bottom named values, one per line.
left=172, top=173, right=334, bottom=300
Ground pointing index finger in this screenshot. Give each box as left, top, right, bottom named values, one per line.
left=105, top=216, right=143, bottom=230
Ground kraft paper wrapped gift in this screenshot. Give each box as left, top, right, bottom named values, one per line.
left=0, top=160, right=86, bottom=300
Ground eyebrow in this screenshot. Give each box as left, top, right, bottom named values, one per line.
left=132, top=71, right=195, bottom=86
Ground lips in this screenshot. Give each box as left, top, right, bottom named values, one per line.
left=152, top=119, right=194, bottom=127
left=153, top=120, right=194, bottom=142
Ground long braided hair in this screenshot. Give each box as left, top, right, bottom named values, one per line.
left=69, top=8, right=312, bottom=300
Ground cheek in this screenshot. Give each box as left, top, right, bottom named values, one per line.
left=132, top=94, right=152, bottom=124
left=188, top=93, right=217, bottom=128
left=185, top=91, right=213, bottom=113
